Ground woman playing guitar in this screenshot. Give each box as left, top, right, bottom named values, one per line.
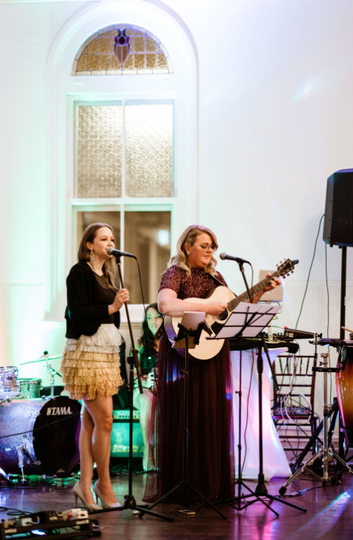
left=146, top=224, right=280, bottom=504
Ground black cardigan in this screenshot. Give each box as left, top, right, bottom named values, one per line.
left=65, top=261, right=120, bottom=339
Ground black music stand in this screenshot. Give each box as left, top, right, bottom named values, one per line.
left=140, top=311, right=227, bottom=520
left=211, top=302, right=306, bottom=515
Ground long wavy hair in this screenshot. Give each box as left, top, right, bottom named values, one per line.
left=139, top=303, right=163, bottom=357
left=77, top=223, right=117, bottom=289
left=168, top=224, right=219, bottom=277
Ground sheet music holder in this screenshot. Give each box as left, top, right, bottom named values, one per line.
left=212, top=302, right=281, bottom=340
left=172, top=311, right=207, bottom=350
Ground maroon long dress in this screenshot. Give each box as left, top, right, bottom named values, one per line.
left=145, top=265, right=234, bottom=503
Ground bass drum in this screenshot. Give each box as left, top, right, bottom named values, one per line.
left=0, top=397, right=81, bottom=475
left=336, top=347, right=353, bottom=446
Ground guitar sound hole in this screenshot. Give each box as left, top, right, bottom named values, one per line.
left=218, top=309, right=228, bottom=321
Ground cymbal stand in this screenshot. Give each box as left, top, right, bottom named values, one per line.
left=45, top=361, right=62, bottom=398
left=279, top=352, right=353, bottom=495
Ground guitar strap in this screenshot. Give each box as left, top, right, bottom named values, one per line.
left=209, top=271, right=237, bottom=296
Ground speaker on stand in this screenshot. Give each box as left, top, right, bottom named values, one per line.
left=323, top=169, right=353, bottom=464
left=323, top=169, right=353, bottom=339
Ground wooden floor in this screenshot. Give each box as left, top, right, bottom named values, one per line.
left=1, top=465, right=353, bottom=540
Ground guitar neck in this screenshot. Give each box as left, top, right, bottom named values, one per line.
left=227, top=270, right=281, bottom=311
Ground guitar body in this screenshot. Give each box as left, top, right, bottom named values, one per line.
left=164, top=286, right=237, bottom=361
left=163, top=258, right=298, bottom=361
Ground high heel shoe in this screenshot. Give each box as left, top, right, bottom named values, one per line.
left=73, top=482, right=102, bottom=511
left=93, top=482, right=122, bottom=508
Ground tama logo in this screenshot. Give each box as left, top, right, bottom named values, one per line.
left=46, top=406, right=72, bottom=416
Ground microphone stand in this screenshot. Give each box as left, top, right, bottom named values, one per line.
left=237, top=262, right=253, bottom=303
left=109, top=255, right=171, bottom=522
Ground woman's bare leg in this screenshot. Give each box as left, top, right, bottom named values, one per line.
left=78, top=405, right=95, bottom=504
left=83, top=395, right=117, bottom=504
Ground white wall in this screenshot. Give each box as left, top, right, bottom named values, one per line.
left=1, top=0, right=353, bottom=397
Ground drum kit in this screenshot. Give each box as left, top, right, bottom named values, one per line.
left=0, top=353, right=81, bottom=481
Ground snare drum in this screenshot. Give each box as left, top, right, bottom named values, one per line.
left=19, top=378, right=42, bottom=399
left=0, top=397, right=81, bottom=474
left=0, top=366, right=20, bottom=399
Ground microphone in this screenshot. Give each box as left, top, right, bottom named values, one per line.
left=219, top=252, right=251, bottom=265
left=106, top=247, right=136, bottom=259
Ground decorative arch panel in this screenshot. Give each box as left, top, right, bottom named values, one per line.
left=72, top=24, right=173, bottom=75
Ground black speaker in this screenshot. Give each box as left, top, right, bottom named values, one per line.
left=323, top=169, right=353, bottom=246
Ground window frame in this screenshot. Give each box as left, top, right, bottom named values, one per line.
left=71, top=98, right=176, bottom=304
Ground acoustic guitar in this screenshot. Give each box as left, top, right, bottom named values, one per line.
left=164, top=258, right=298, bottom=360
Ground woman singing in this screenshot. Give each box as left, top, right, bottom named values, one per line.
left=60, top=223, right=129, bottom=510
left=151, top=224, right=280, bottom=503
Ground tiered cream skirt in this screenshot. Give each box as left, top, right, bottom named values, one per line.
left=60, top=324, right=123, bottom=400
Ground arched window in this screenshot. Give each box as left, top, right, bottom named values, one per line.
left=46, top=1, right=198, bottom=318
left=71, top=26, right=175, bottom=304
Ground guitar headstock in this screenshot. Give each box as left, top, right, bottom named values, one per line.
left=154, top=319, right=165, bottom=341
left=275, top=259, right=299, bottom=279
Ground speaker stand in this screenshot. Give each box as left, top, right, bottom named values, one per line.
left=340, top=246, right=347, bottom=340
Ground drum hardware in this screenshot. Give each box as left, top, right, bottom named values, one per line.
left=0, top=466, right=13, bottom=483
left=40, top=351, right=63, bottom=398
left=20, top=351, right=63, bottom=397
left=45, top=363, right=63, bottom=398
left=279, top=352, right=353, bottom=495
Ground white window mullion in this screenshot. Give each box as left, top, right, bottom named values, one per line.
left=120, top=99, right=127, bottom=279
left=122, top=99, right=126, bottom=199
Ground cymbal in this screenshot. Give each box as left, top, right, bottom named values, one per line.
left=19, top=354, right=62, bottom=366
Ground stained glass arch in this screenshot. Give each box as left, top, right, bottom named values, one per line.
left=72, top=24, right=173, bottom=75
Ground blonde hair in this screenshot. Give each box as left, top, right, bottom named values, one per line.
left=168, top=224, right=219, bottom=277
left=78, top=223, right=117, bottom=289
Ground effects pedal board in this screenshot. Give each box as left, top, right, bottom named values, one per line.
left=0, top=509, right=101, bottom=540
